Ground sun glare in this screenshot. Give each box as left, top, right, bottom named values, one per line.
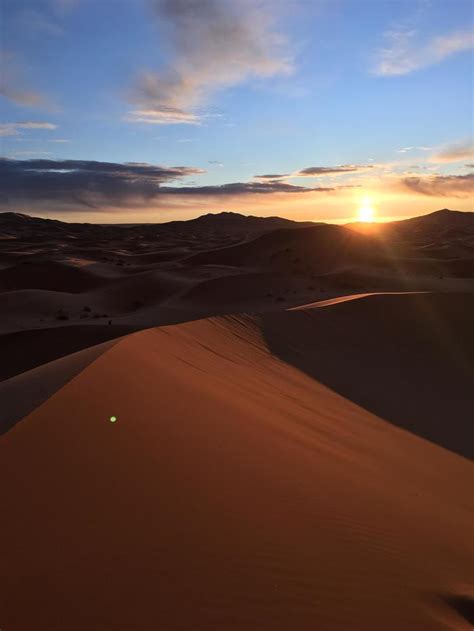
left=357, top=201, right=376, bottom=223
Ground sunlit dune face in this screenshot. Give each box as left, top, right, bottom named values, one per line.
left=357, top=203, right=375, bottom=223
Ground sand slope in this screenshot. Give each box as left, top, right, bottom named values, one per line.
left=1, top=294, right=473, bottom=630
left=277, top=292, right=474, bottom=458
left=0, top=324, right=140, bottom=381
left=0, top=337, right=121, bottom=433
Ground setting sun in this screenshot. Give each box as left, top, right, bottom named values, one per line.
left=358, top=203, right=376, bottom=223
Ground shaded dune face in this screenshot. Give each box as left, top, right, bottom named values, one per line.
left=187, top=224, right=393, bottom=272
left=0, top=325, right=140, bottom=382
left=0, top=336, right=126, bottom=435
left=263, top=292, right=474, bottom=458
left=0, top=261, right=104, bottom=293
left=0, top=294, right=473, bottom=631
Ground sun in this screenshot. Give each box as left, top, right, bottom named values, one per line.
left=357, top=202, right=376, bottom=223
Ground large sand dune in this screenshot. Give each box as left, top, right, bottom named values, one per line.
left=1, top=210, right=473, bottom=630
left=1, top=293, right=473, bottom=630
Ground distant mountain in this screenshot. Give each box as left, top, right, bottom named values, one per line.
left=0, top=212, right=63, bottom=226
left=386, top=209, right=474, bottom=237
left=0, top=212, right=32, bottom=223
left=153, top=211, right=318, bottom=235
left=0, top=210, right=316, bottom=235
left=0, top=212, right=73, bottom=233
left=1, top=208, right=472, bottom=248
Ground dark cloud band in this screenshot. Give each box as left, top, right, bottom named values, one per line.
left=296, top=165, right=374, bottom=176
left=400, top=174, right=474, bottom=197
left=0, top=158, right=337, bottom=211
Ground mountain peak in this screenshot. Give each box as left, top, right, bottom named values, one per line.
left=0, top=212, right=36, bottom=222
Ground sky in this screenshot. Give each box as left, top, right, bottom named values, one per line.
left=0, top=0, right=473, bottom=223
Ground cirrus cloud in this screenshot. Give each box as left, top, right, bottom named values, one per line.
left=374, top=28, right=474, bottom=76
left=129, top=0, right=292, bottom=125
left=0, top=121, right=58, bottom=137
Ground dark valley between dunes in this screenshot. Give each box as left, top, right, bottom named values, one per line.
left=0, top=208, right=473, bottom=630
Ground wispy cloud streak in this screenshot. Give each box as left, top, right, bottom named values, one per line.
left=0, top=122, right=58, bottom=137
left=373, top=28, right=474, bottom=76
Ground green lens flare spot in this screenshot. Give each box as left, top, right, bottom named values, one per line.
left=109, top=415, right=117, bottom=423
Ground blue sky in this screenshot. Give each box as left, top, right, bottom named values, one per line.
left=1, top=0, right=473, bottom=222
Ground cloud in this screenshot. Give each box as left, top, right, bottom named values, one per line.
left=5, top=158, right=470, bottom=217
left=129, top=0, right=292, bottom=125
left=373, top=28, right=474, bottom=76
left=0, top=158, right=344, bottom=212
left=0, top=52, right=49, bottom=107
left=162, top=181, right=336, bottom=196
left=396, top=146, right=432, bottom=153
left=126, top=108, right=200, bottom=126
left=8, top=151, right=54, bottom=157
left=398, top=173, right=474, bottom=197
left=295, top=165, right=374, bottom=177
left=0, top=122, right=58, bottom=137
left=254, top=173, right=290, bottom=180
left=0, top=83, right=46, bottom=108
left=430, top=140, right=474, bottom=163
left=253, top=166, right=375, bottom=181
left=0, top=159, right=205, bottom=209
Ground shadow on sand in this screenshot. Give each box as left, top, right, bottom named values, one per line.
left=262, top=292, right=474, bottom=460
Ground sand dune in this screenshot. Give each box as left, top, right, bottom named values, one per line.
left=1, top=210, right=473, bottom=630
left=173, top=270, right=324, bottom=312
left=187, top=223, right=392, bottom=272
left=0, top=324, right=140, bottom=382
left=0, top=260, right=104, bottom=293
left=188, top=210, right=474, bottom=280
left=0, top=337, right=121, bottom=434
left=270, top=292, right=474, bottom=458
left=1, top=293, right=473, bottom=630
